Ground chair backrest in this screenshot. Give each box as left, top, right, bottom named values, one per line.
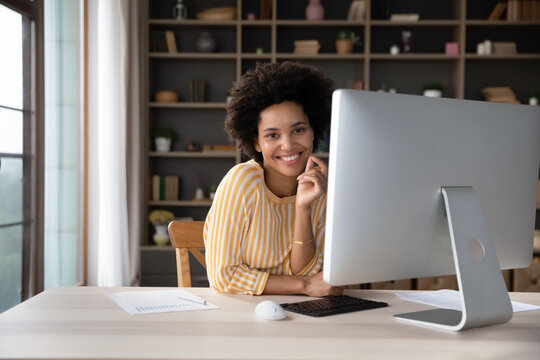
left=167, top=220, right=205, bottom=287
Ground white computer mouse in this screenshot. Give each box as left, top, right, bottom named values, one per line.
left=254, top=300, right=287, bottom=320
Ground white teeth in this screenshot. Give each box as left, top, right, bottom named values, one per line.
left=282, top=154, right=299, bottom=162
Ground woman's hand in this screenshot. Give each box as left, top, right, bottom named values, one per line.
left=296, top=155, right=328, bottom=209
left=303, top=272, right=345, bottom=297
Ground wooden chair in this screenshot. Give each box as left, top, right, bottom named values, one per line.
left=167, top=221, right=206, bottom=287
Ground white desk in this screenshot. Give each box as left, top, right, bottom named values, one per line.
left=1, top=287, right=539, bottom=359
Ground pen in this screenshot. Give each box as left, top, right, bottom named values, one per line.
left=177, top=296, right=207, bottom=306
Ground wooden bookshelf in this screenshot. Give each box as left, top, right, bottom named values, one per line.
left=141, top=0, right=540, bottom=286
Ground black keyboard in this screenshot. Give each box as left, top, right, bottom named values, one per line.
left=280, top=295, right=388, bottom=317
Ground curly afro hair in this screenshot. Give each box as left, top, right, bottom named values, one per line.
left=224, top=61, right=334, bottom=162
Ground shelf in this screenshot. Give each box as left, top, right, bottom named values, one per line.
left=149, top=200, right=213, bottom=207
left=149, top=102, right=227, bottom=109
left=466, top=20, right=540, bottom=26
left=140, top=245, right=174, bottom=251
left=276, top=20, right=366, bottom=26
left=370, top=54, right=460, bottom=60
left=149, top=151, right=237, bottom=158
left=370, top=20, right=460, bottom=26
left=241, top=20, right=272, bottom=26
left=241, top=53, right=273, bottom=59
left=276, top=53, right=366, bottom=60
left=149, top=52, right=237, bottom=59
left=149, top=19, right=237, bottom=27
left=465, top=54, right=540, bottom=60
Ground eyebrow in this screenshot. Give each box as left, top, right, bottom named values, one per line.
left=262, top=121, right=308, bottom=132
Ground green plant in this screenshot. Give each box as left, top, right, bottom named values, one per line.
left=153, top=127, right=177, bottom=140
left=149, top=209, right=174, bottom=226
left=336, top=30, right=361, bottom=45
left=423, top=82, right=444, bottom=91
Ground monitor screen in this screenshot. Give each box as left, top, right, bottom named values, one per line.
left=323, top=90, right=540, bottom=287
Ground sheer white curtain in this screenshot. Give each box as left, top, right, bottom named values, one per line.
left=87, top=0, right=141, bottom=286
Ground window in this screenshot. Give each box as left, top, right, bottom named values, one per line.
left=0, top=0, right=44, bottom=313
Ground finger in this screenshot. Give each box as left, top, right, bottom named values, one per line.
left=297, top=173, right=320, bottom=184
left=305, top=169, right=327, bottom=186
left=297, top=167, right=322, bottom=181
left=299, top=172, right=327, bottom=189
left=309, top=155, right=328, bottom=176
left=304, top=156, right=315, bottom=172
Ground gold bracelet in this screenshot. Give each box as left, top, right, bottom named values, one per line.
left=293, top=238, right=314, bottom=245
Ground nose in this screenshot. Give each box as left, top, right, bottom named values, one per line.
left=280, top=134, right=293, bottom=150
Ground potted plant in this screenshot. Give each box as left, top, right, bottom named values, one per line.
left=149, top=209, right=175, bottom=246
left=529, top=92, right=538, bottom=106
left=153, top=127, right=177, bottom=152
left=209, top=184, right=218, bottom=200
left=422, top=82, right=444, bottom=98
left=335, top=30, right=361, bottom=54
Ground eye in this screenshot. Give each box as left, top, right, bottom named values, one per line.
left=293, top=127, right=306, bottom=134
left=265, top=133, right=279, bottom=139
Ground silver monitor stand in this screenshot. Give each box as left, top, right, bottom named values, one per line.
left=394, top=187, right=513, bottom=331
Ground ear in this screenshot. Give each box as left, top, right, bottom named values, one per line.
left=254, top=138, right=261, bottom=152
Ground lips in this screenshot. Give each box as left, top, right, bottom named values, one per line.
left=279, top=153, right=301, bottom=162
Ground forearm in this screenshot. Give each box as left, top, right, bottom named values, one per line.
left=262, top=274, right=307, bottom=295
left=290, top=205, right=316, bottom=274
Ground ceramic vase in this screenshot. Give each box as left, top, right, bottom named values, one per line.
left=153, top=225, right=169, bottom=246
left=194, top=188, right=205, bottom=200
left=196, top=32, right=216, bottom=52
left=306, top=0, right=324, bottom=20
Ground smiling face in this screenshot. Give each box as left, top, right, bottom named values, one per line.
left=254, top=101, right=314, bottom=196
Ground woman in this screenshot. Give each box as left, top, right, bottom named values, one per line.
left=204, top=62, right=343, bottom=296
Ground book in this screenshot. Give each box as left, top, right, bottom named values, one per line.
left=390, top=13, right=420, bottom=21
left=293, top=39, right=321, bottom=55
left=188, top=80, right=206, bottom=102
left=347, top=0, right=366, bottom=21
left=152, top=175, right=167, bottom=200
left=152, top=175, right=160, bottom=201
left=165, top=31, right=177, bottom=53
left=260, top=0, right=272, bottom=20
left=151, top=31, right=168, bottom=52
left=492, top=41, right=517, bottom=55
left=164, top=176, right=179, bottom=201
left=487, top=2, right=507, bottom=20
left=481, top=86, right=519, bottom=104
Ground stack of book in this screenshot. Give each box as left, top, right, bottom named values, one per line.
left=492, top=42, right=517, bottom=55
left=151, top=31, right=178, bottom=53
left=152, top=175, right=180, bottom=201
left=507, top=0, right=540, bottom=20
left=293, top=40, right=320, bottom=55
left=481, top=87, right=520, bottom=104
left=390, top=13, right=419, bottom=21
left=188, top=80, right=205, bottom=102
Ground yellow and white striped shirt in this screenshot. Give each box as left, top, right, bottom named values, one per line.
left=204, top=159, right=327, bottom=295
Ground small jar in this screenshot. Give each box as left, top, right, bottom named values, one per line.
left=196, top=32, right=216, bottom=53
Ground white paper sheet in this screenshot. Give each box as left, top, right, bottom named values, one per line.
left=395, top=289, right=540, bottom=313
left=107, top=289, right=219, bottom=315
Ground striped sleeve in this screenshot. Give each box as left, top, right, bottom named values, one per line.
left=204, top=164, right=269, bottom=295
left=297, top=195, right=326, bottom=276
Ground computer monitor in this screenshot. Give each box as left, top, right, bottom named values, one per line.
left=323, top=89, right=540, bottom=331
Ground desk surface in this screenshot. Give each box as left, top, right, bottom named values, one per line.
left=1, top=287, right=539, bottom=359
